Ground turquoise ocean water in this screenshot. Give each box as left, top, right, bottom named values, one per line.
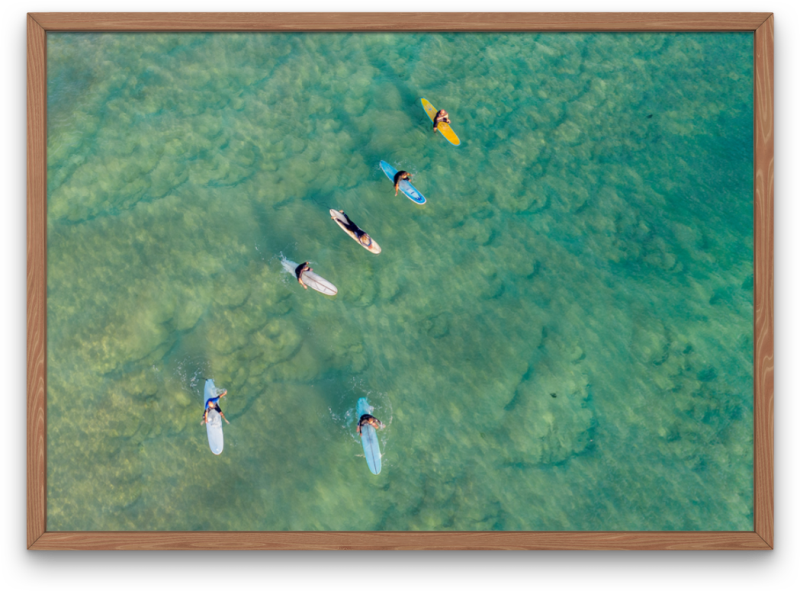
left=46, top=32, right=753, bottom=531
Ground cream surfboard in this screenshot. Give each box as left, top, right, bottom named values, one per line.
left=330, top=209, right=381, bottom=254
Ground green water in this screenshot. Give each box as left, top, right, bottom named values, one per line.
left=46, top=32, right=753, bottom=531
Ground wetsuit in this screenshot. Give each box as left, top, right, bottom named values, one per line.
left=357, top=413, right=383, bottom=434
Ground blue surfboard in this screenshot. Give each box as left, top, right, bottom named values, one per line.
left=380, top=161, right=426, bottom=204
left=204, top=379, right=224, bottom=455
left=357, top=397, right=381, bottom=475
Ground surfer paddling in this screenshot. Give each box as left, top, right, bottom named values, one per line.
left=357, top=413, right=383, bottom=436
left=393, top=170, right=412, bottom=197
left=432, top=109, right=450, bottom=132
left=202, top=390, right=230, bottom=425
left=295, top=261, right=312, bottom=289
left=332, top=210, right=374, bottom=249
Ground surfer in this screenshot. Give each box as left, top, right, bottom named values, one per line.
left=333, top=210, right=374, bottom=248
left=202, top=390, right=230, bottom=425
left=295, top=261, right=312, bottom=289
left=432, top=109, right=450, bottom=132
left=393, top=170, right=413, bottom=197
left=357, top=413, right=383, bottom=436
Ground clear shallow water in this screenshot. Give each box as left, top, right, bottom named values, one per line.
left=46, top=32, right=753, bottom=531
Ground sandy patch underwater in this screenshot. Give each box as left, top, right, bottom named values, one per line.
left=46, top=32, right=753, bottom=531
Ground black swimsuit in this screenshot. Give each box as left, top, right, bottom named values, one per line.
left=203, top=403, right=223, bottom=419
left=295, top=263, right=309, bottom=280
left=359, top=414, right=381, bottom=428
left=339, top=213, right=370, bottom=245
left=339, top=212, right=360, bottom=234
left=393, top=171, right=410, bottom=185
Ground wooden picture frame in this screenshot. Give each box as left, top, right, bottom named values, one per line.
left=27, top=12, right=774, bottom=550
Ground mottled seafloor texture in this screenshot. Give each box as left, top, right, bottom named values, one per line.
left=46, top=32, right=753, bottom=531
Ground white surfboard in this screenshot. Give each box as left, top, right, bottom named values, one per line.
left=204, top=379, right=224, bottom=455
left=330, top=209, right=381, bottom=254
left=281, top=258, right=338, bottom=296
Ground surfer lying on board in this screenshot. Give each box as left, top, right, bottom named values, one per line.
left=357, top=413, right=384, bottom=436
left=432, top=109, right=450, bottom=132
left=393, top=170, right=412, bottom=197
left=334, top=210, right=374, bottom=248
left=202, top=390, right=230, bottom=425
left=295, top=261, right=312, bottom=289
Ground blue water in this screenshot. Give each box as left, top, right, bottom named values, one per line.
left=46, top=32, right=753, bottom=531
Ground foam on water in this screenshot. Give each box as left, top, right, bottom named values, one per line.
left=46, top=32, right=753, bottom=531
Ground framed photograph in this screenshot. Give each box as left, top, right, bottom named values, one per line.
left=27, top=12, right=773, bottom=550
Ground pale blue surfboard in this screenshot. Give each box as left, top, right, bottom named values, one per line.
left=204, top=379, right=224, bottom=455
left=357, top=397, right=381, bottom=475
left=379, top=161, right=426, bottom=204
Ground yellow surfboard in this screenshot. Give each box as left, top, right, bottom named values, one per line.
left=421, top=98, right=460, bottom=146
